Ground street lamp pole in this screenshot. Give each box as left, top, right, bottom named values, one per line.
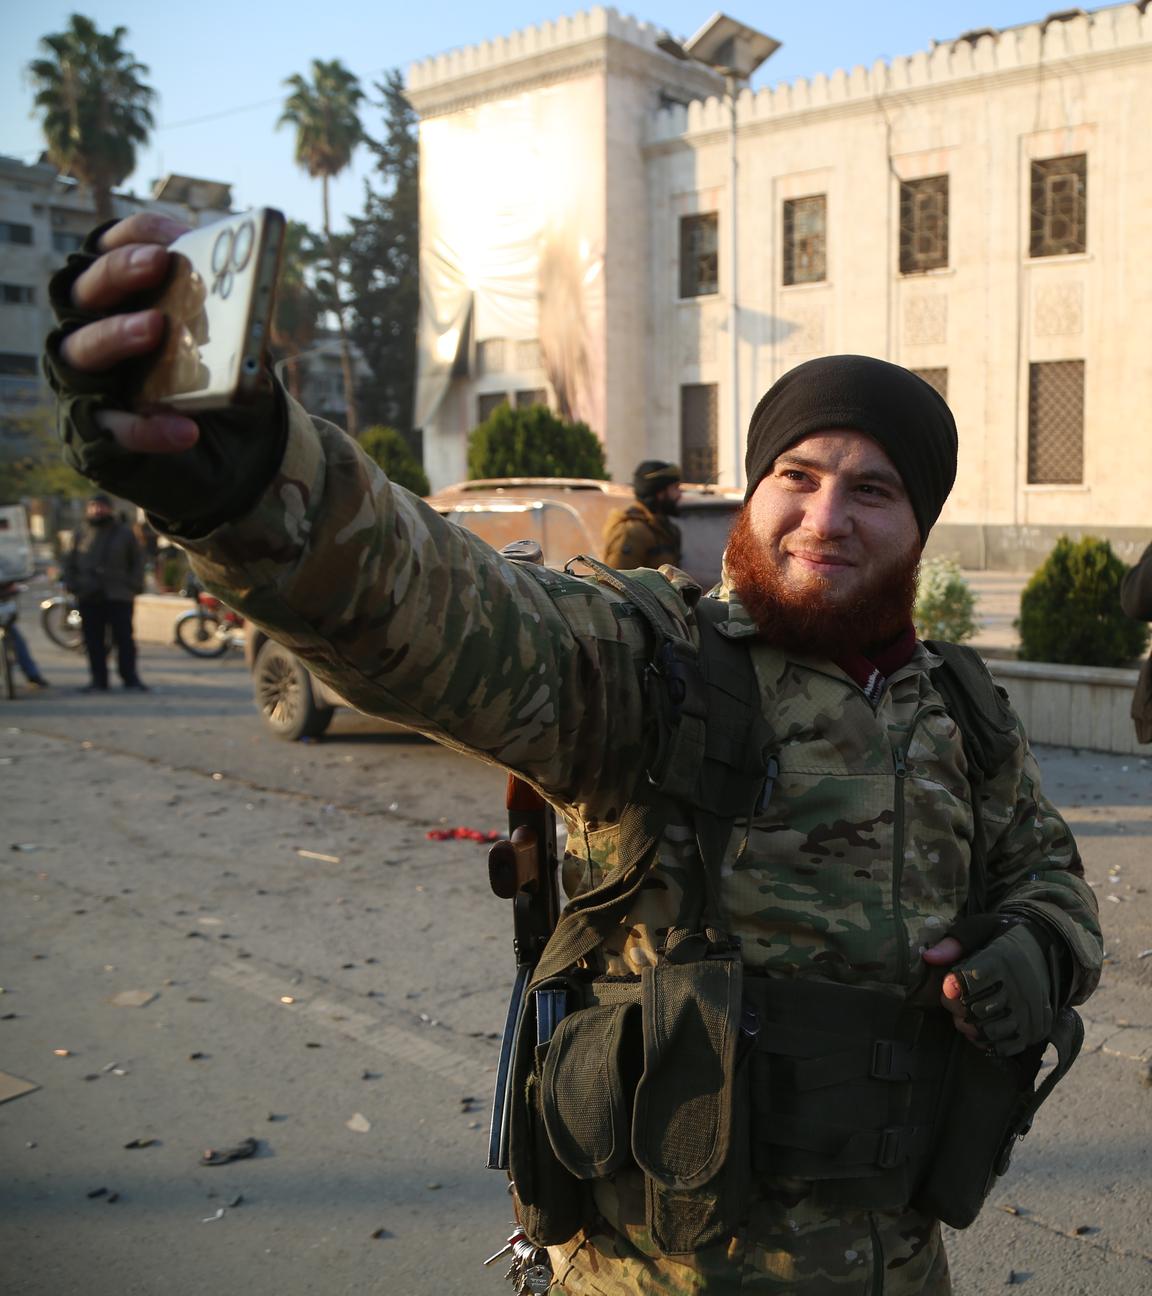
left=726, top=74, right=740, bottom=492
left=658, top=15, right=780, bottom=489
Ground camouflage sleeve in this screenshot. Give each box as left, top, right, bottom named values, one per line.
left=177, top=396, right=656, bottom=817
left=980, top=715, right=1102, bottom=1006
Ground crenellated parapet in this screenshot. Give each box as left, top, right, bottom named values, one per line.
left=649, top=2, right=1152, bottom=143
left=406, top=4, right=722, bottom=115
left=408, top=7, right=673, bottom=90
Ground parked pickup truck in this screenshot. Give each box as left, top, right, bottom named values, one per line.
left=246, top=476, right=741, bottom=740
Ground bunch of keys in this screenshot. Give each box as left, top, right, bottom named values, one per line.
left=483, top=1226, right=553, bottom=1294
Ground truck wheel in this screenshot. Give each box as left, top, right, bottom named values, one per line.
left=253, top=639, right=334, bottom=741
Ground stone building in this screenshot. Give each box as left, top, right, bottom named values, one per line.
left=407, top=4, right=1152, bottom=566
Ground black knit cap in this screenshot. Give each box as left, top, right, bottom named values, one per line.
left=633, top=459, right=681, bottom=501
left=743, top=355, right=958, bottom=542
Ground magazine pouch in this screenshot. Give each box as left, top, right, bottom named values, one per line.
left=540, top=999, right=643, bottom=1179
left=631, top=946, right=748, bottom=1255
left=506, top=978, right=587, bottom=1245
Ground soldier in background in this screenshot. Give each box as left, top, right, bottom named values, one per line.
left=602, top=459, right=682, bottom=569
left=1120, top=540, right=1152, bottom=742
left=44, top=213, right=1101, bottom=1295
left=63, top=493, right=147, bottom=693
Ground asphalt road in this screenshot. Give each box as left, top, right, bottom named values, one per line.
left=1, top=614, right=1149, bottom=1295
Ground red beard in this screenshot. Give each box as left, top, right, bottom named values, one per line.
left=724, top=506, right=921, bottom=658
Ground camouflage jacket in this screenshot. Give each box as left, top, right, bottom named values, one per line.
left=177, top=397, right=1100, bottom=1294
left=601, top=501, right=682, bottom=570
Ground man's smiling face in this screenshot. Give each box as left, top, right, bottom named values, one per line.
left=747, top=429, right=920, bottom=602
left=726, top=429, right=923, bottom=655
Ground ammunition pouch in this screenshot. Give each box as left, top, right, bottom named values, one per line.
left=509, top=947, right=751, bottom=1255
left=744, top=977, right=953, bottom=1213
left=507, top=971, right=1083, bottom=1251
left=913, top=1006, right=1084, bottom=1228
left=507, top=977, right=589, bottom=1245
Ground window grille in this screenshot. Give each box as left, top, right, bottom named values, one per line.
left=476, top=392, right=508, bottom=425
left=679, top=214, right=719, bottom=298
left=1, top=284, right=35, bottom=304
left=51, top=230, right=84, bottom=254
left=0, top=222, right=33, bottom=246
left=899, top=176, right=949, bottom=274
left=1027, top=360, right=1084, bottom=484
left=514, top=340, right=543, bottom=371
left=515, top=389, right=547, bottom=410
left=783, top=196, right=827, bottom=285
left=912, top=368, right=949, bottom=402
left=680, top=383, right=719, bottom=483
left=1030, top=155, right=1087, bottom=258
left=0, top=353, right=38, bottom=375
left=476, top=340, right=506, bottom=376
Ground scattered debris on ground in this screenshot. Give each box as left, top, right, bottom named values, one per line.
left=200, top=1137, right=259, bottom=1166
left=425, top=827, right=501, bottom=843
left=110, top=989, right=158, bottom=1008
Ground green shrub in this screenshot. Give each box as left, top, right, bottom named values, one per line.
left=914, top=557, right=978, bottom=643
left=157, top=549, right=188, bottom=592
left=359, top=425, right=430, bottom=497
left=1017, top=535, right=1149, bottom=666
left=467, top=403, right=608, bottom=480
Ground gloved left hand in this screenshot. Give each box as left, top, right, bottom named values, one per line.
left=922, top=921, right=1058, bottom=1058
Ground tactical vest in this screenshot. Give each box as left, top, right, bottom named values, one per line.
left=504, top=557, right=1082, bottom=1255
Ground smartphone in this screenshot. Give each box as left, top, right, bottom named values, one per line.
left=134, top=207, right=285, bottom=411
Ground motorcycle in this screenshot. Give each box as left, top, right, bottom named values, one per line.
left=174, top=580, right=245, bottom=658
left=40, top=586, right=85, bottom=651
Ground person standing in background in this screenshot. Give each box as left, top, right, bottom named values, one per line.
left=64, top=493, right=147, bottom=693
left=1120, top=540, right=1152, bottom=742
left=602, top=460, right=682, bottom=570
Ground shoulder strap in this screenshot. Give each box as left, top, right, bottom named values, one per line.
left=925, top=641, right=1019, bottom=783
left=529, top=567, right=772, bottom=984
left=925, top=640, right=1019, bottom=915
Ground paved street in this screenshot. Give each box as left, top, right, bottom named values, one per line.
left=1, top=608, right=1150, bottom=1295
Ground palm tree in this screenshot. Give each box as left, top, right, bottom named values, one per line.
left=279, top=60, right=365, bottom=436
left=28, top=14, right=155, bottom=223
left=269, top=221, right=322, bottom=403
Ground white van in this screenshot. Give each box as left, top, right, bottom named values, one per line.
left=0, top=504, right=34, bottom=583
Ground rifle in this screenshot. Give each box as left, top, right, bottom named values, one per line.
left=485, top=540, right=565, bottom=1171
left=486, top=773, right=561, bottom=1170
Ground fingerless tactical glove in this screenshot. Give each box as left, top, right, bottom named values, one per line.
left=42, top=223, right=286, bottom=538
left=950, top=920, right=1062, bottom=1057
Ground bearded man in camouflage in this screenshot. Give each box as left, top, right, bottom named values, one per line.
left=45, top=214, right=1101, bottom=1295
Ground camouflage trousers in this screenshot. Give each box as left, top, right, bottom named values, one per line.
left=546, top=1170, right=951, bottom=1294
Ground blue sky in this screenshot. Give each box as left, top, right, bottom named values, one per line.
left=3, top=1, right=1073, bottom=231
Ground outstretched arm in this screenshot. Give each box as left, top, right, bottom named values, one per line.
left=44, top=216, right=656, bottom=814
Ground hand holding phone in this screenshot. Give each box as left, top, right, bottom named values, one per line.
left=134, top=208, right=284, bottom=411
left=57, top=209, right=285, bottom=455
